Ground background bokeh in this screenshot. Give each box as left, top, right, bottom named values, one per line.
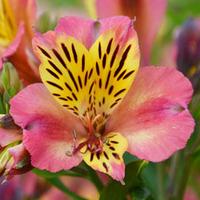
left=37, top=0, right=200, bottom=65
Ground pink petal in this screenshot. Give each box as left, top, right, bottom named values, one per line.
left=1, top=23, right=24, bottom=59
left=0, top=128, right=22, bottom=147
left=21, top=172, right=38, bottom=196
left=110, top=162, right=125, bottom=182
left=96, top=0, right=122, bottom=17
left=98, top=16, right=137, bottom=45
left=55, top=16, right=95, bottom=48
left=54, top=16, right=136, bottom=49
left=32, top=16, right=139, bottom=88
left=106, top=66, right=194, bottom=162
left=10, top=83, right=85, bottom=172
left=32, top=31, right=57, bottom=58
left=184, top=188, right=199, bottom=200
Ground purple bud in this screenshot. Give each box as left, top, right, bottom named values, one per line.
left=176, top=18, right=200, bottom=92
left=0, top=114, right=20, bottom=130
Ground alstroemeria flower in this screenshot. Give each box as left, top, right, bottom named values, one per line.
left=85, top=0, right=167, bottom=65
left=0, top=114, right=31, bottom=180
left=10, top=16, right=194, bottom=181
left=0, top=0, right=39, bottom=84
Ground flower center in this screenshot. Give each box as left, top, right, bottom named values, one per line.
left=74, top=113, right=107, bottom=155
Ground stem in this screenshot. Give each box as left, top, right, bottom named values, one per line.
left=175, top=155, right=193, bottom=200
left=167, top=153, right=180, bottom=199
left=157, top=163, right=165, bottom=200
left=167, top=152, right=193, bottom=200
left=173, top=126, right=200, bottom=199
left=187, top=130, right=200, bottom=155
left=71, top=166, right=88, bottom=176
left=174, top=121, right=200, bottom=199
left=47, top=177, right=87, bottom=200
left=33, top=168, right=83, bottom=178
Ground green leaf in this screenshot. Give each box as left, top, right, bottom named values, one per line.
left=141, top=163, right=159, bottom=199
left=131, top=187, right=151, bottom=200
left=33, top=168, right=83, bottom=178
left=141, top=163, right=168, bottom=200
left=187, top=94, right=200, bottom=150
left=190, top=94, right=200, bottom=120
left=100, top=161, right=145, bottom=200
left=1, top=63, right=10, bottom=91
left=0, top=95, right=6, bottom=114
left=100, top=181, right=126, bottom=200
left=39, top=0, right=81, bottom=7
left=0, top=62, right=22, bottom=114
left=36, top=12, right=57, bottom=33
left=124, top=152, right=139, bottom=165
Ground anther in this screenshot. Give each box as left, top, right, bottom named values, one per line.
left=65, top=150, right=73, bottom=156
left=94, top=132, right=101, bottom=138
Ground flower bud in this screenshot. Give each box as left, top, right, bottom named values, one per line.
left=0, top=115, right=31, bottom=181
left=0, top=114, right=20, bottom=130
left=0, top=142, right=19, bottom=176
left=176, top=18, right=200, bottom=92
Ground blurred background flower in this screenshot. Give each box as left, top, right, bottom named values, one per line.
left=0, top=0, right=40, bottom=85
left=84, top=0, right=167, bottom=66
left=175, top=18, right=200, bottom=93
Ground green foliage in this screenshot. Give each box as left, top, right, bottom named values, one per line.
left=0, top=62, right=22, bottom=113
left=100, top=161, right=149, bottom=200
left=33, top=168, right=83, bottom=178
left=124, top=152, right=139, bottom=165
left=38, top=0, right=81, bottom=7
left=36, top=12, right=57, bottom=33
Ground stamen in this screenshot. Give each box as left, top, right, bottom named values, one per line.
left=65, top=130, right=78, bottom=157
left=92, top=114, right=101, bottom=125
left=120, top=180, right=125, bottom=185
left=65, top=150, right=73, bottom=156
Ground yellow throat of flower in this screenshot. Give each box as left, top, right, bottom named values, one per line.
left=0, top=0, right=17, bottom=48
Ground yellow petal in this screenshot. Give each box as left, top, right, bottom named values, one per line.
left=39, top=35, right=95, bottom=119
left=82, top=132, right=128, bottom=181
left=89, top=30, right=140, bottom=119
left=39, top=28, right=140, bottom=123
